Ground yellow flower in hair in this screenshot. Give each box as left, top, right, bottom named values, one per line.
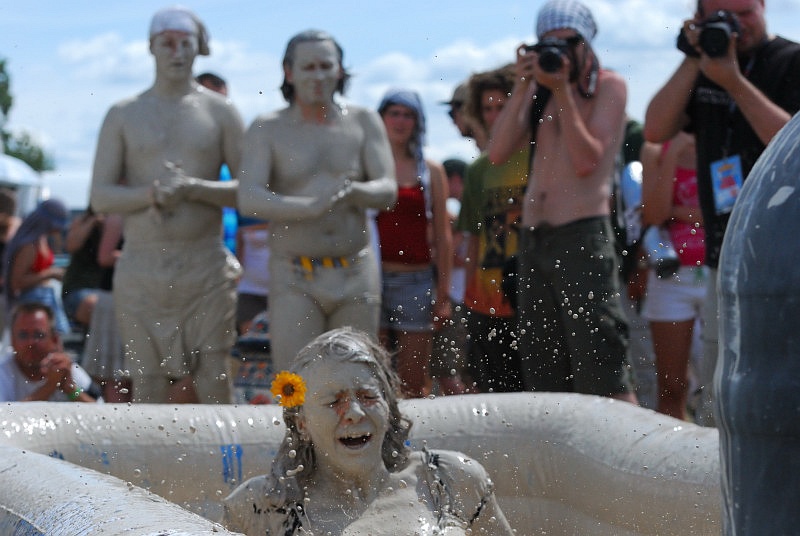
left=271, top=371, right=306, bottom=408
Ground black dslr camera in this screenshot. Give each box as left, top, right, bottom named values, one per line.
left=526, top=37, right=574, bottom=73
left=677, top=10, right=741, bottom=58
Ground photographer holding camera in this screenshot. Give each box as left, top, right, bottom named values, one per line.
left=644, top=0, right=800, bottom=426
left=489, top=0, right=637, bottom=404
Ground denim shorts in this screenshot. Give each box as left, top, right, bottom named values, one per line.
left=63, top=288, right=97, bottom=320
left=380, top=268, right=434, bottom=332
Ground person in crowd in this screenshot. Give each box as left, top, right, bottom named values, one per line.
left=612, top=116, right=658, bottom=410
left=196, top=71, right=239, bottom=254
left=442, top=158, right=466, bottom=202
left=489, top=0, right=637, bottom=403
left=644, top=0, right=800, bottom=425
left=223, top=327, right=513, bottom=535
left=442, top=82, right=488, bottom=151
left=237, top=29, right=396, bottom=371
left=3, top=198, right=71, bottom=335
left=375, top=89, right=452, bottom=397
left=640, top=132, right=706, bottom=420
left=196, top=71, right=228, bottom=96
left=0, top=187, right=21, bottom=334
left=61, top=206, right=107, bottom=328
left=0, top=302, right=100, bottom=402
left=235, top=217, right=270, bottom=335
left=76, top=212, right=129, bottom=402
left=431, top=158, right=469, bottom=394
left=90, top=6, right=244, bottom=403
left=457, top=64, right=528, bottom=393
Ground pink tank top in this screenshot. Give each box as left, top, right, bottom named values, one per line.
left=668, top=165, right=706, bottom=267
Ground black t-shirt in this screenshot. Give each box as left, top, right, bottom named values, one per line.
left=687, top=36, right=800, bottom=268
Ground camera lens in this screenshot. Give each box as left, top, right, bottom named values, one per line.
left=538, top=47, right=563, bottom=73
left=699, top=23, right=731, bottom=57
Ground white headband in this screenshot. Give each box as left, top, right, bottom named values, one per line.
left=149, top=6, right=210, bottom=56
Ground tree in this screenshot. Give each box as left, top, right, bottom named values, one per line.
left=0, top=58, right=54, bottom=172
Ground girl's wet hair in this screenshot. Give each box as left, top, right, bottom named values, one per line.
left=265, top=327, right=412, bottom=508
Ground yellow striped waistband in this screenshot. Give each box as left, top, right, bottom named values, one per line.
left=292, top=255, right=351, bottom=271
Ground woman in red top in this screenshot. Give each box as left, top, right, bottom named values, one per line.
left=376, top=89, right=452, bottom=397
left=641, top=132, right=706, bottom=420
left=3, top=199, right=71, bottom=334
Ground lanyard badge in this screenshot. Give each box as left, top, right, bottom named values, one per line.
left=710, top=154, right=744, bottom=215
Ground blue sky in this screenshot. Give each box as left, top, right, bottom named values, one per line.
left=1, top=0, right=799, bottom=208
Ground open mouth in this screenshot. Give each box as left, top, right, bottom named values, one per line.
left=338, top=434, right=372, bottom=449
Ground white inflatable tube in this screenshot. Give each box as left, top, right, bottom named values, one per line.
left=0, top=393, right=721, bottom=535
left=0, top=445, right=240, bottom=535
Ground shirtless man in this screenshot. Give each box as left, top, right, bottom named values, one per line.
left=489, top=0, right=636, bottom=403
left=90, top=6, right=244, bottom=403
left=237, top=30, right=396, bottom=371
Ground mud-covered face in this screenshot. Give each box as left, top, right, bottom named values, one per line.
left=298, top=359, right=390, bottom=478
left=150, top=30, right=199, bottom=82
left=285, top=40, right=343, bottom=106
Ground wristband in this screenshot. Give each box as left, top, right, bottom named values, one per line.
left=68, top=386, right=84, bottom=401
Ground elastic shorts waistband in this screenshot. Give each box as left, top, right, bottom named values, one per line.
left=292, top=255, right=352, bottom=271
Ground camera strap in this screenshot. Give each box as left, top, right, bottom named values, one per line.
left=527, top=86, right=552, bottom=176
left=720, top=51, right=759, bottom=157
left=573, top=46, right=599, bottom=98
left=579, top=54, right=599, bottom=99
left=712, top=48, right=762, bottom=215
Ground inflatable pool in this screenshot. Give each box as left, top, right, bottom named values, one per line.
left=0, top=392, right=720, bottom=534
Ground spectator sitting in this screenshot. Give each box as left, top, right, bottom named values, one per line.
left=0, top=187, right=21, bottom=334
left=3, top=199, right=71, bottom=335
left=0, top=301, right=101, bottom=402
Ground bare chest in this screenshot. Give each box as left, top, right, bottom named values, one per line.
left=270, top=119, right=365, bottom=190
left=122, top=98, right=222, bottom=173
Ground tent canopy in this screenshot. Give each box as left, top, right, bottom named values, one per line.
left=0, top=153, right=42, bottom=187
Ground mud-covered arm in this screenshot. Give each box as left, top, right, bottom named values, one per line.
left=343, top=108, right=397, bottom=211
left=90, top=105, right=152, bottom=214
left=184, top=103, right=245, bottom=208
left=237, top=118, right=342, bottom=222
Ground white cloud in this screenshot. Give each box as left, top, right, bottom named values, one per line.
left=59, top=33, right=151, bottom=85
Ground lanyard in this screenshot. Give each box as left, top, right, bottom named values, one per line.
left=721, top=48, right=761, bottom=157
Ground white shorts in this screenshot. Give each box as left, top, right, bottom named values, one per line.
left=641, top=265, right=707, bottom=322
